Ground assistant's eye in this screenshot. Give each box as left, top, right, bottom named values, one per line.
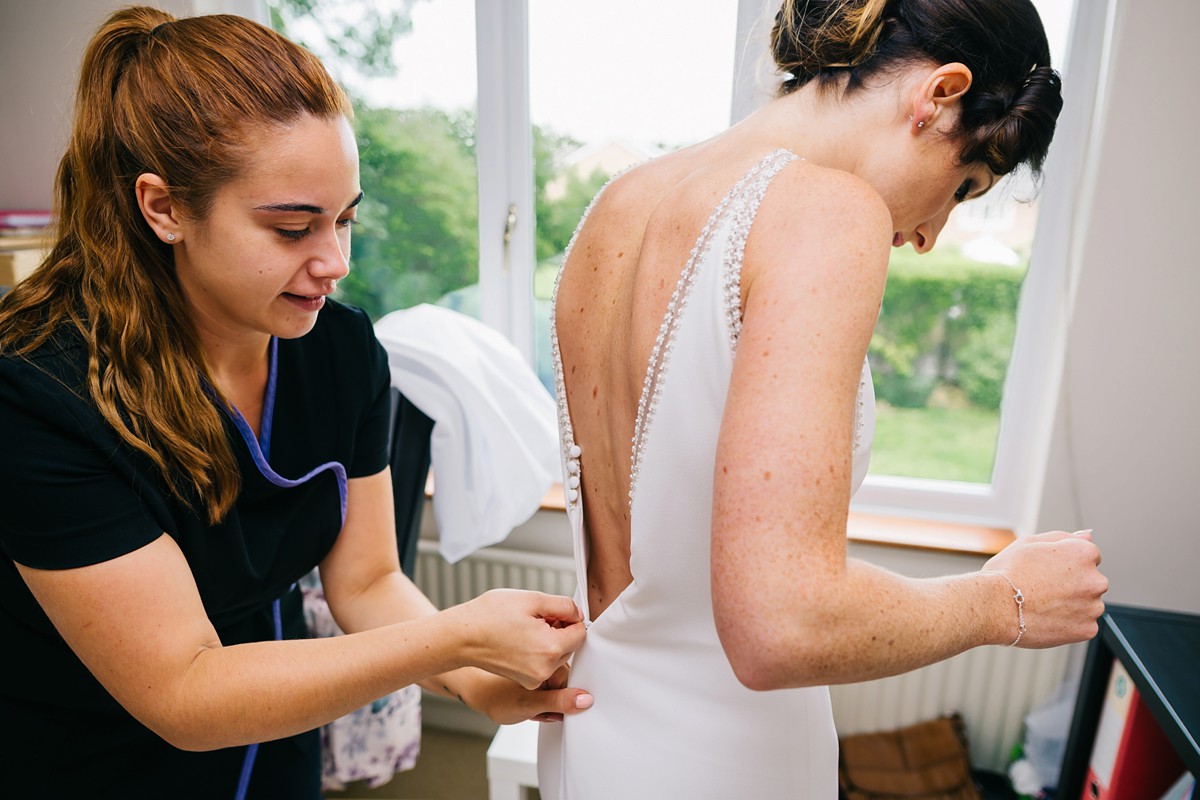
left=276, top=227, right=310, bottom=241
left=954, top=179, right=975, bottom=203
left=336, top=217, right=360, bottom=230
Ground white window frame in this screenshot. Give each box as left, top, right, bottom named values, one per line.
left=849, top=0, right=1118, bottom=532
left=475, top=0, right=536, bottom=364
left=472, top=0, right=1117, bottom=533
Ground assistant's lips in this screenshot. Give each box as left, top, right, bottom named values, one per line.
left=282, top=293, right=326, bottom=312
left=892, top=232, right=904, bottom=247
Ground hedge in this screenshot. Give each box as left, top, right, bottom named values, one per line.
left=870, top=248, right=1025, bottom=410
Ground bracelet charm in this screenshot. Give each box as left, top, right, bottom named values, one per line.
left=983, top=571, right=1026, bottom=646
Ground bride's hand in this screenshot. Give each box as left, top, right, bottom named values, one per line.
left=446, top=589, right=587, bottom=689
left=981, top=530, right=1107, bottom=648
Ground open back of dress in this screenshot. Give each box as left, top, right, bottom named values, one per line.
left=539, top=149, right=876, bottom=799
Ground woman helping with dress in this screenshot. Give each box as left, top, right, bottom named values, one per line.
left=539, top=0, right=1107, bottom=797
left=0, top=8, right=591, bottom=798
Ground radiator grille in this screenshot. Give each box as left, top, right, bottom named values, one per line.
left=830, top=644, right=1071, bottom=770
left=416, top=541, right=1070, bottom=771
left=415, top=539, right=577, bottom=609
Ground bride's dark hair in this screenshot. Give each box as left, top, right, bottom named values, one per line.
left=771, top=0, right=1063, bottom=176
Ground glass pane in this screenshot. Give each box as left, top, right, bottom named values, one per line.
left=867, top=0, right=1075, bottom=484
left=268, top=0, right=480, bottom=322
left=528, top=0, right=739, bottom=393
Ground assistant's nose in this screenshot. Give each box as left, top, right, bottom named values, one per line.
left=309, top=226, right=351, bottom=281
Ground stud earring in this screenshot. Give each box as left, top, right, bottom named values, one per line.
left=166, top=233, right=176, bottom=242
left=917, top=120, right=925, bottom=129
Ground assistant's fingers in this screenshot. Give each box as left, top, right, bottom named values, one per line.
left=534, top=593, right=584, bottom=625
left=529, top=687, right=594, bottom=722
left=553, top=619, right=588, bottom=656
left=543, top=663, right=571, bottom=691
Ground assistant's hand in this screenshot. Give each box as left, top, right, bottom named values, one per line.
left=981, top=530, right=1108, bottom=649
left=462, top=665, right=594, bottom=725
left=446, top=589, right=587, bottom=689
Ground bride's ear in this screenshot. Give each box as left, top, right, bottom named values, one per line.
left=907, top=62, right=973, bottom=133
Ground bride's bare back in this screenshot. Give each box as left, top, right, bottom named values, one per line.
left=554, top=141, right=770, bottom=620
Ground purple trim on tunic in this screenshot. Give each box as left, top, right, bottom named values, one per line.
left=260, top=337, right=279, bottom=461
left=208, top=337, right=349, bottom=527
left=229, top=337, right=328, bottom=800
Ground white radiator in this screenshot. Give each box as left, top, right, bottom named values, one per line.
left=415, top=539, right=577, bottom=610
left=416, top=541, right=1071, bottom=772
left=830, top=643, right=1071, bottom=771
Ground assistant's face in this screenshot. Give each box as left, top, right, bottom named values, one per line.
left=173, top=113, right=361, bottom=342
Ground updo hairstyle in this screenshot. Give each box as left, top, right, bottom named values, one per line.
left=771, top=0, right=1063, bottom=176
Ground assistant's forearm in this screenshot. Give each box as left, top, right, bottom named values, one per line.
left=162, top=614, right=464, bottom=751
left=322, top=568, right=486, bottom=701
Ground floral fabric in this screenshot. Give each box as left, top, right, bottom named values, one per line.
left=300, top=571, right=422, bottom=791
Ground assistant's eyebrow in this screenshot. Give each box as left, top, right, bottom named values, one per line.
left=255, top=201, right=324, bottom=214
left=255, top=191, right=364, bottom=215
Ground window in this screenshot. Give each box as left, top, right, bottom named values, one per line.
left=271, top=0, right=1109, bottom=534
left=848, top=0, right=1112, bottom=531
left=271, top=0, right=737, bottom=394
left=527, top=0, right=738, bottom=392
left=268, top=0, right=481, bottom=322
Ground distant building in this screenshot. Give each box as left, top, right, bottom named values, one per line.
left=937, top=171, right=1042, bottom=265
left=545, top=139, right=662, bottom=200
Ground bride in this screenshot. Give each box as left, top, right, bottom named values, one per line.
left=538, top=0, right=1108, bottom=797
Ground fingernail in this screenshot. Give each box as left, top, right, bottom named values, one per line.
left=574, top=693, right=594, bottom=710
left=1073, top=529, right=1093, bottom=536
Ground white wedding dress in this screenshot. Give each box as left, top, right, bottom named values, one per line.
left=538, top=149, right=876, bottom=799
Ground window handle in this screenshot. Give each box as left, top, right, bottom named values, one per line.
left=503, top=203, right=518, bottom=246
left=501, top=203, right=518, bottom=275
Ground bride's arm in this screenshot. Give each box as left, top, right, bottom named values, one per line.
left=710, top=166, right=1106, bottom=690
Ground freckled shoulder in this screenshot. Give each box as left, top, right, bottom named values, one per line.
left=742, top=161, right=892, bottom=299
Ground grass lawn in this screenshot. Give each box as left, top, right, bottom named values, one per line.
left=869, top=403, right=1000, bottom=484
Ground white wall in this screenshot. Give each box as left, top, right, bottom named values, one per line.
left=1035, top=0, right=1200, bottom=614
left=0, top=0, right=264, bottom=211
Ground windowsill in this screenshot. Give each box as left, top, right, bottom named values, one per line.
left=423, top=477, right=1014, bottom=557
left=535, top=482, right=1014, bottom=557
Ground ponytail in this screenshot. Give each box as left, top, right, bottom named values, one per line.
left=0, top=7, right=351, bottom=523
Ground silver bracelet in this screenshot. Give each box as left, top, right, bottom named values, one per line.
left=982, top=570, right=1026, bottom=646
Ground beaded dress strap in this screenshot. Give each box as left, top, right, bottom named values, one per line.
left=628, top=149, right=798, bottom=507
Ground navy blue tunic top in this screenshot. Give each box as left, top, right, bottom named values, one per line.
left=0, top=299, right=392, bottom=798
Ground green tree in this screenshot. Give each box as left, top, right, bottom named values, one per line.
left=533, top=127, right=582, bottom=260
left=265, top=1, right=614, bottom=326
left=345, top=107, right=479, bottom=320
left=266, top=0, right=419, bottom=88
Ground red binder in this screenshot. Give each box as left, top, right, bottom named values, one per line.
left=1083, top=659, right=1186, bottom=800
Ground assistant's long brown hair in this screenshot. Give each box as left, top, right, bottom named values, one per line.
left=0, top=7, right=352, bottom=524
